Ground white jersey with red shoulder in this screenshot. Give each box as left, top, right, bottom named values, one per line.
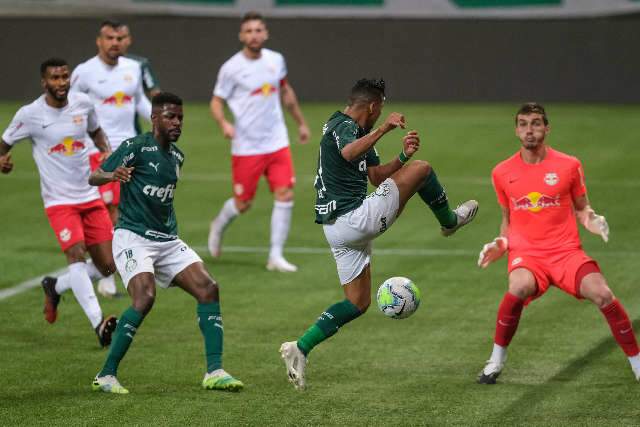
left=1, top=93, right=101, bottom=208
left=213, top=48, right=289, bottom=156
left=70, top=55, right=151, bottom=152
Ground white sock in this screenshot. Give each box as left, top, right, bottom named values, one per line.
left=490, top=343, right=507, bottom=364
left=67, top=262, right=103, bottom=329
left=629, top=354, right=640, bottom=374
left=85, top=259, right=106, bottom=281
left=214, top=198, right=240, bottom=231
left=54, top=271, right=73, bottom=295
left=269, top=200, right=294, bottom=261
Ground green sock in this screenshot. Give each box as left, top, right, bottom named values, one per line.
left=99, top=306, right=144, bottom=377
left=417, top=169, right=457, bottom=228
left=297, top=299, right=362, bottom=356
left=198, top=302, right=223, bottom=373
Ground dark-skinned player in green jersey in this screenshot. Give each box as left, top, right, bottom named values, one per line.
left=280, top=78, right=479, bottom=390
left=89, top=92, right=243, bottom=394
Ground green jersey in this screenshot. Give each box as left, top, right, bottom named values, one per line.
left=102, top=132, right=184, bottom=241
left=314, top=111, right=380, bottom=224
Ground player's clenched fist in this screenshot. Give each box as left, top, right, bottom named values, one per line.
left=381, top=112, right=406, bottom=133
left=402, top=131, right=420, bottom=157
left=112, top=166, right=134, bottom=183
left=477, top=237, right=508, bottom=268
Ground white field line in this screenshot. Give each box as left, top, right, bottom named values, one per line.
left=1, top=246, right=636, bottom=301
left=0, top=267, right=67, bottom=301
left=5, top=171, right=640, bottom=188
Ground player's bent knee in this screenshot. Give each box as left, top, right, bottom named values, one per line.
left=411, top=160, right=432, bottom=179
left=274, top=188, right=294, bottom=202
left=235, top=199, right=252, bottom=213
left=507, top=279, right=536, bottom=300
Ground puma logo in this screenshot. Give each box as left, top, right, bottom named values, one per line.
left=149, top=162, right=159, bottom=172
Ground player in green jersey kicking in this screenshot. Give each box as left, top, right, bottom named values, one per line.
left=89, top=92, right=243, bottom=394
left=280, top=78, right=478, bottom=390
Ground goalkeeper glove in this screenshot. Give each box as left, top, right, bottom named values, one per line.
left=477, top=237, right=508, bottom=269
left=577, top=207, right=609, bottom=242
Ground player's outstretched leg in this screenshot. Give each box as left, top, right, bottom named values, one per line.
left=208, top=198, right=240, bottom=258
left=281, top=267, right=369, bottom=390
left=478, top=292, right=524, bottom=384
left=391, top=161, right=478, bottom=236
left=174, top=262, right=243, bottom=391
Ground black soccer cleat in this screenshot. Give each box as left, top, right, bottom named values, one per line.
left=95, top=315, right=118, bottom=348
left=41, top=276, right=61, bottom=324
left=477, top=360, right=504, bottom=385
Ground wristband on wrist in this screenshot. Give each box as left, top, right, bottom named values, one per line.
left=398, top=150, right=410, bottom=164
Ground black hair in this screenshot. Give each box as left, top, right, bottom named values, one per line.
left=515, top=102, right=549, bottom=125
left=40, top=57, right=68, bottom=77
left=152, top=92, right=183, bottom=108
left=348, top=78, right=386, bottom=106
left=99, top=19, right=123, bottom=33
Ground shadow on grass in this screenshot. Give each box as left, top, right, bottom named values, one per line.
left=488, top=318, right=640, bottom=423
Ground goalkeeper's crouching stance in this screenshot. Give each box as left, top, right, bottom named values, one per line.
left=476, top=102, right=640, bottom=385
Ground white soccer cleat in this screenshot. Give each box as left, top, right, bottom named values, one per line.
left=477, top=359, right=505, bottom=385
left=267, top=257, right=298, bottom=273
left=208, top=219, right=223, bottom=258
left=92, top=374, right=129, bottom=394
left=280, top=341, right=307, bottom=390
left=441, top=199, right=479, bottom=237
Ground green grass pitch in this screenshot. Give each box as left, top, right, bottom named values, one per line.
left=1, top=101, right=639, bottom=425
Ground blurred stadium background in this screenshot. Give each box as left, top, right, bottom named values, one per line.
left=1, top=1, right=640, bottom=425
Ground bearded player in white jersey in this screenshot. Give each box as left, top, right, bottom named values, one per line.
left=208, top=11, right=310, bottom=273
left=0, top=58, right=118, bottom=347
left=71, top=19, right=152, bottom=297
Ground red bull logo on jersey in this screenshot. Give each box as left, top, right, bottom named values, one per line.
left=250, top=83, right=277, bottom=97
left=511, top=192, right=560, bottom=213
left=102, top=91, right=133, bottom=107
left=47, top=137, right=85, bottom=156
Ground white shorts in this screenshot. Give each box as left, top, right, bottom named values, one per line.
left=113, top=228, right=203, bottom=288
left=323, top=178, right=400, bottom=285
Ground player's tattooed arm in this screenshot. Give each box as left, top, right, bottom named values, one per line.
left=574, top=194, right=609, bottom=242
left=280, top=83, right=310, bottom=144
left=89, top=166, right=134, bottom=186
left=0, top=140, right=13, bottom=174
left=88, top=127, right=112, bottom=160
left=341, top=112, right=405, bottom=162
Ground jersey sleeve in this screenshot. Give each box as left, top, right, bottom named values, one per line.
left=570, top=158, right=587, bottom=200
left=279, top=54, right=288, bottom=82
left=492, top=168, right=509, bottom=208
left=135, top=81, right=152, bottom=122
left=140, top=59, right=160, bottom=92
left=332, top=121, right=359, bottom=151
left=86, top=102, right=100, bottom=133
left=366, top=146, right=381, bottom=167
left=69, top=65, right=88, bottom=94
left=2, top=107, right=31, bottom=145
left=213, top=64, right=235, bottom=99
left=102, top=141, right=136, bottom=172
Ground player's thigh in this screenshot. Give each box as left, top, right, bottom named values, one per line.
left=353, top=179, right=401, bottom=239
left=112, top=229, right=156, bottom=289
left=342, top=264, right=372, bottom=312
left=172, top=261, right=219, bottom=302
left=82, top=201, right=114, bottom=262
left=45, top=203, right=87, bottom=253
left=265, top=147, right=295, bottom=194
left=324, top=223, right=372, bottom=286
left=154, top=239, right=204, bottom=289
left=507, top=256, right=542, bottom=300
left=390, top=160, right=431, bottom=212
left=127, top=272, right=157, bottom=314
left=232, top=153, right=267, bottom=202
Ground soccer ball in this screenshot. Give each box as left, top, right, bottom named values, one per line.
left=376, top=277, right=421, bottom=319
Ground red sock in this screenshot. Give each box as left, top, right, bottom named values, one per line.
left=600, top=299, right=640, bottom=357
left=494, top=292, right=525, bottom=347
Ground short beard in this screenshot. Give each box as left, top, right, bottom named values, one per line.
left=46, top=86, right=67, bottom=103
